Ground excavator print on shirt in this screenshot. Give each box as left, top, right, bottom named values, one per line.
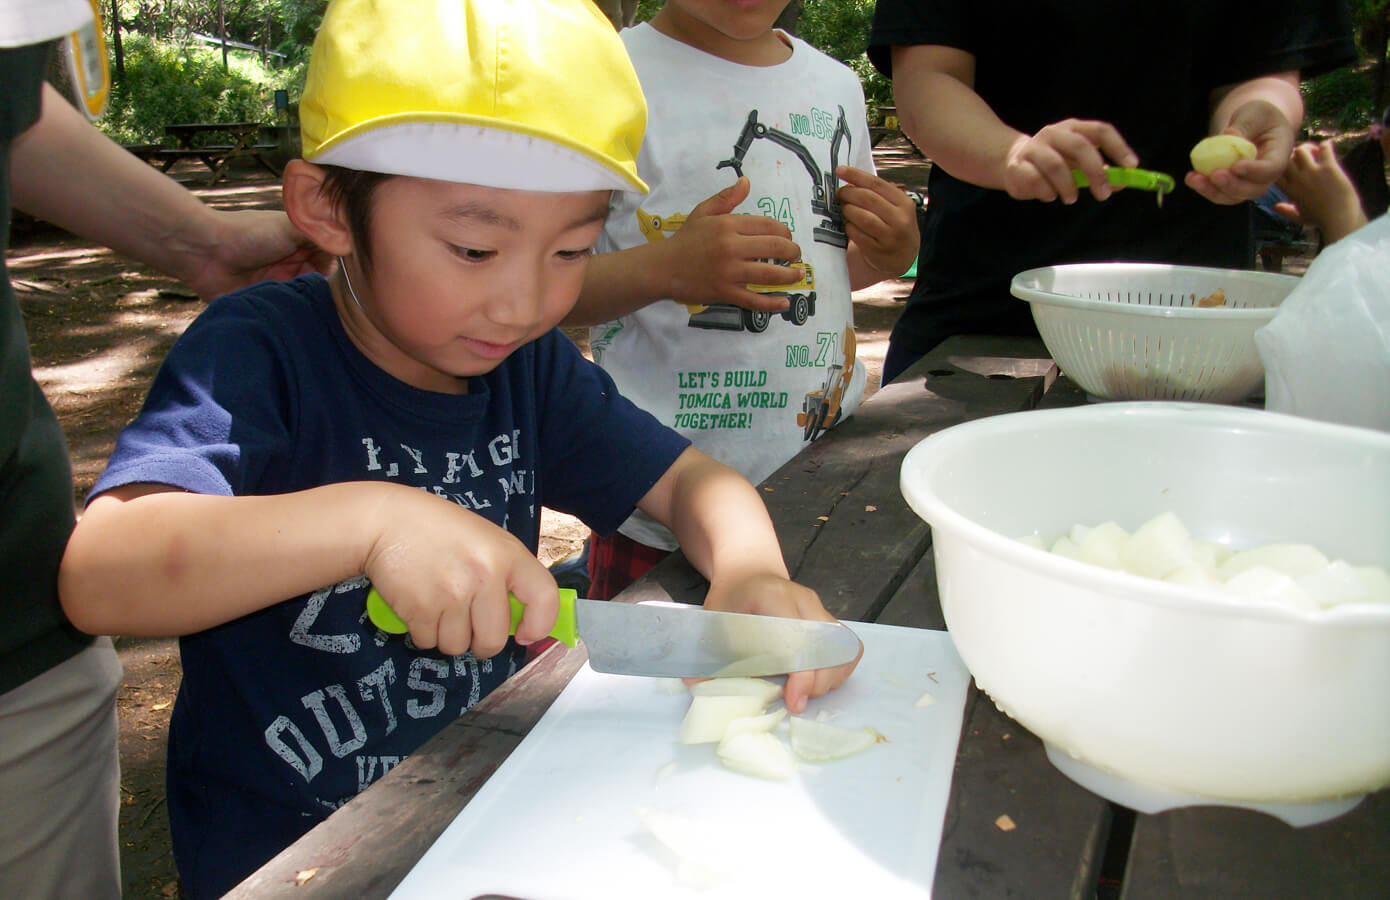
left=632, top=103, right=852, bottom=334
left=634, top=207, right=817, bottom=333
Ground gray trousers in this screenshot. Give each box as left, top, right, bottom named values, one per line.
left=0, top=638, right=122, bottom=899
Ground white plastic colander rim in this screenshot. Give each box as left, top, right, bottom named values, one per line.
left=1009, top=262, right=1298, bottom=321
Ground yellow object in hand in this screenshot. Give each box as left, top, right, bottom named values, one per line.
left=1190, top=135, right=1257, bottom=175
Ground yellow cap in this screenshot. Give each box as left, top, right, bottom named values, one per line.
left=300, top=0, right=648, bottom=193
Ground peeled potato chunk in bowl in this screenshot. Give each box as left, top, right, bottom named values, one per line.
left=899, top=403, right=1390, bottom=824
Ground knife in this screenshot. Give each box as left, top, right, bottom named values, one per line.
left=364, top=587, right=861, bottom=679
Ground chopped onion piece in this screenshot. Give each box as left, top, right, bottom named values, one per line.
left=688, top=676, right=782, bottom=706
left=1119, top=511, right=1192, bottom=579
left=678, top=695, right=766, bottom=745
left=1039, top=512, right=1390, bottom=611
left=1074, top=520, right=1129, bottom=570
left=716, top=731, right=798, bottom=780
left=721, top=708, right=786, bottom=741
left=788, top=716, right=878, bottom=761
left=1355, top=566, right=1390, bottom=605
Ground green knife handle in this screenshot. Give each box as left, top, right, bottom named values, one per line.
left=1071, top=166, right=1175, bottom=193
left=366, top=587, right=580, bottom=648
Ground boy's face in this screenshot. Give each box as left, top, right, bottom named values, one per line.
left=655, top=0, right=793, bottom=50
left=337, top=177, right=608, bottom=393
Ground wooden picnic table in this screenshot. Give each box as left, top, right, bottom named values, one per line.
left=149, top=121, right=281, bottom=185
left=225, top=333, right=1389, bottom=899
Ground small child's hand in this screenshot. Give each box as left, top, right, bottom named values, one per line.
left=1185, top=99, right=1297, bottom=205
left=836, top=165, right=920, bottom=280
left=362, top=485, right=558, bottom=658
left=1003, top=118, right=1139, bottom=204
left=702, top=572, right=862, bottom=714
left=1272, top=140, right=1367, bottom=244
left=664, top=176, right=803, bottom=312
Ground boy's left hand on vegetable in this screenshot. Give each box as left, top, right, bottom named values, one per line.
left=701, top=572, right=862, bottom=714
left=836, top=165, right=920, bottom=277
left=1185, top=99, right=1296, bottom=205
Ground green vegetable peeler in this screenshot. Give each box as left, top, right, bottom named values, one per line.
left=1071, top=167, right=1175, bottom=207
left=366, top=587, right=580, bottom=647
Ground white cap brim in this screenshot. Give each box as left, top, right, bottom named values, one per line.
left=311, top=121, right=641, bottom=193
left=0, top=0, right=93, bottom=47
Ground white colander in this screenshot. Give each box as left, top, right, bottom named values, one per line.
left=1010, top=263, right=1300, bottom=403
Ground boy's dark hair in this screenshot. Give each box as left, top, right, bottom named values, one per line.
left=317, top=166, right=394, bottom=267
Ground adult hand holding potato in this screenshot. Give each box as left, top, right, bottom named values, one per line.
left=1185, top=96, right=1299, bottom=205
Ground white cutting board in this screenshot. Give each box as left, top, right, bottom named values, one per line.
left=389, top=622, right=968, bottom=900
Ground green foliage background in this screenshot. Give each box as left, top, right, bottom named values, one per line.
left=98, top=0, right=1382, bottom=144
left=100, top=34, right=306, bottom=145
left=1303, top=64, right=1380, bottom=132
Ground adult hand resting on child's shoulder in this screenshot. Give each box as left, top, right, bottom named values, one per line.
left=184, top=208, right=335, bottom=302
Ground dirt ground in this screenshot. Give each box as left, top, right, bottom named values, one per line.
left=9, top=142, right=925, bottom=897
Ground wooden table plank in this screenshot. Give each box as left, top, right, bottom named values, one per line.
left=938, top=693, right=1113, bottom=900
left=869, top=341, right=1113, bottom=899
left=878, top=556, right=1116, bottom=898
left=1121, top=791, right=1390, bottom=900
left=769, top=335, right=1054, bottom=621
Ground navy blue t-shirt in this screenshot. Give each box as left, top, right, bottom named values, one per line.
left=91, top=274, right=688, bottom=898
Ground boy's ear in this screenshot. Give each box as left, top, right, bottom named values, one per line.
left=282, top=160, right=354, bottom=257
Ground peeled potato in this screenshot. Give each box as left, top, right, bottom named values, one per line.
left=1190, top=135, right=1257, bottom=175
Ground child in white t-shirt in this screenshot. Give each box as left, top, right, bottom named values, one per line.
left=569, top=0, right=919, bottom=600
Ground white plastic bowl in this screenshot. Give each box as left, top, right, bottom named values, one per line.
left=899, top=403, right=1390, bottom=823
left=1011, top=263, right=1300, bottom=403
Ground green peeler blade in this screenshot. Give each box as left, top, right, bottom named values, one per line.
left=366, top=586, right=580, bottom=647
left=1071, top=167, right=1175, bottom=206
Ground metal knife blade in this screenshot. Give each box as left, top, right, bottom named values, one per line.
left=365, top=588, right=862, bottom=679
left=571, top=596, right=862, bottom=678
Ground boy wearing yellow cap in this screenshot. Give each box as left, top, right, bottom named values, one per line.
left=57, top=1, right=857, bottom=895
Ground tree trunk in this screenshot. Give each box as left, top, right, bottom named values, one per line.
left=1371, top=24, right=1389, bottom=114
left=109, top=0, right=125, bottom=84
left=774, top=0, right=802, bottom=35
left=219, top=0, right=228, bottom=71
left=592, top=0, right=639, bottom=30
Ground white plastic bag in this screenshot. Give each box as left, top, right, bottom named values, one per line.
left=1256, top=213, right=1390, bottom=432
